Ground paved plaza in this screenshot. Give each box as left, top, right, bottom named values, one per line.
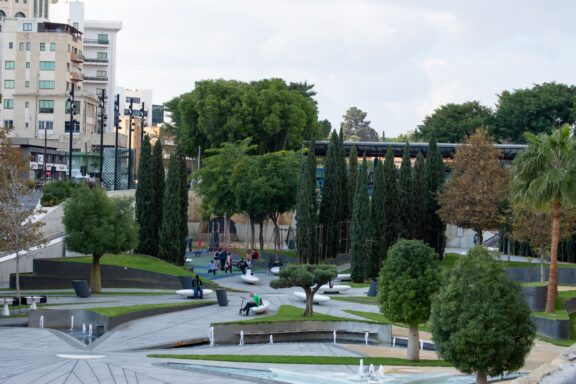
left=0, top=269, right=566, bottom=383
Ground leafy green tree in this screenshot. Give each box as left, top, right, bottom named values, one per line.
left=135, top=135, right=156, bottom=256
left=379, top=240, right=440, bottom=361
left=350, top=158, right=372, bottom=282
left=318, top=119, right=332, bottom=139
left=425, top=138, right=446, bottom=257
left=63, top=185, right=138, bottom=293
left=166, top=79, right=320, bottom=155
left=347, top=146, right=358, bottom=218
left=151, top=139, right=165, bottom=254
left=438, top=130, right=509, bottom=244
left=295, top=144, right=318, bottom=263
left=412, top=152, right=427, bottom=240
left=340, top=107, right=379, bottom=142
left=494, top=82, right=576, bottom=143
left=270, top=264, right=337, bottom=317
left=159, top=152, right=186, bottom=264
left=370, top=158, right=386, bottom=278
left=318, top=131, right=341, bottom=259
left=510, top=125, right=576, bottom=312
left=415, top=101, right=494, bottom=143
left=430, top=247, right=535, bottom=384
left=398, top=143, right=414, bottom=239
left=383, top=147, right=399, bottom=250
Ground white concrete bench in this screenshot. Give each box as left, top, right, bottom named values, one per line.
left=176, top=288, right=213, bottom=299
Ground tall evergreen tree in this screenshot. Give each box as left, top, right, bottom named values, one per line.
left=350, top=158, right=371, bottom=282
left=178, top=146, right=189, bottom=264
left=158, top=151, right=184, bottom=264
left=369, top=158, right=386, bottom=278
left=135, top=135, right=156, bottom=255
left=347, top=146, right=358, bottom=217
left=383, top=147, right=399, bottom=250
left=296, top=143, right=318, bottom=264
left=398, top=143, right=414, bottom=239
left=318, top=131, right=340, bottom=259
left=412, top=151, right=427, bottom=240
left=337, top=129, right=349, bottom=252
left=151, top=139, right=165, bottom=253
left=425, top=138, right=446, bottom=258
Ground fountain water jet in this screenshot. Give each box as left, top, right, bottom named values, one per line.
left=368, top=364, right=375, bottom=378
left=208, top=327, right=214, bottom=347
left=70, top=316, right=74, bottom=330
left=364, top=331, right=369, bottom=345
left=82, top=323, right=86, bottom=334
left=88, top=324, right=93, bottom=337
left=239, top=330, right=244, bottom=346
left=358, top=359, right=364, bottom=376
left=39, top=315, right=44, bottom=329
left=378, top=365, right=384, bottom=377
left=333, top=330, right=337, bottom=344
left=269, top=335, right=273, bottom=344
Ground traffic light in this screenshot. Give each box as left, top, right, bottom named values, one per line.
left=67, top=87, right=76, bottom=115
left=114, top=94, right=120, bottom=127
left=140, top=102, right=146, bottom=128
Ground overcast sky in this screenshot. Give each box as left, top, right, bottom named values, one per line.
left=51, top=0, right=576, bottom=137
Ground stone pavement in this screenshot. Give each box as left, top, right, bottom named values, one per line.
left=0, top=272, right=568, bottom=383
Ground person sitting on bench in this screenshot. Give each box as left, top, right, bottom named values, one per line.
left=192, top=274, right=203, bottom=299
left=242, top=292, right=261, bottom=316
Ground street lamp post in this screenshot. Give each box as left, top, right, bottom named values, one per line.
left=127, top=98, right=134, bottom=189
left=67, top=86, right=75, bottom=180
left=137, top=102, right=146, bottom=184
left=98, top=89, right=106, bottom=184
left=113, top=94, right=120, bottom=190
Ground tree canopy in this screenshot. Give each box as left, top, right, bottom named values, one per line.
left=63, top=185, right=138, bottom=292
left=378, top=240, right=440, bottom=361
left=415, top=101, right=494, bottom=143
left=270, top=263, right=337, bottom=317
left=430, top=247, right=535, bottom=384
left=165, top=78, right=320, bottom=155
left=340, top=107, right=379, bottom=142
left=438, top=129, right=509, bottom=244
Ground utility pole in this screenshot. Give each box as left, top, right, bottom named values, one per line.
left=98, top=89, right=106, bottom=184
left=137, top=102, right=145, bottom=184
left=127, top=98, right=134, bottom=189
left=67, top=85, right=76, bottom=179
left=113, top=94, right=120, bottom=190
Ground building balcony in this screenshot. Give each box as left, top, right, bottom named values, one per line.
left=84, top=58, right=109, bottom=65
left=83, top=76, right=109, bottom=83
left=70, top=52, right=85, bottom=63
left=83, top=38, right=110, bottom=46
left=70, top=72, right=84, bottom=82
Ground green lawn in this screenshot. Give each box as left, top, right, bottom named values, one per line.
left=89, top=301, right=215, bottom=318
left=214, top=304, right=378, bottom=325
left=147, top=354, right=451, bottom=367
left=55, top=254, right=198, bottom=277
left=331, top=296, right=377, bottom=305
left=344, top=309, right=430, bottom=332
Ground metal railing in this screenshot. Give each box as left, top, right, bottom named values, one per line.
left=83, top=38, right=109, bottom=45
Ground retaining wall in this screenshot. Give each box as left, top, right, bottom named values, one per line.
left=529, top=316, right=571, bottom=340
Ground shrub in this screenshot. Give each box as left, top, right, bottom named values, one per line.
left=40, top=180, right=74, bottom=207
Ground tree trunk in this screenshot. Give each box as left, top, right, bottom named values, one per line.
left=258, top=220, right=264, bottom=250
left=539, top=245, right=546, bottom=283
left=271, top=214, right=280, bottom=251
left=476, top=230, right=483, bottom=246
left=476, top=371, right=488, bottom=384
left=545, top=198, right=561, bottom=313
left=406, top=324, right=420, bottom=361
left=250, top=216, right=256, bottom=250
left=91, top=254, right=103, bottom=293
left=15, top=250, right=21, bottom=302
left=303, top=287, right=314, bottom=317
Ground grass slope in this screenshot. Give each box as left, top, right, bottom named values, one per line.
left=89, top=301, right=215, bottom=318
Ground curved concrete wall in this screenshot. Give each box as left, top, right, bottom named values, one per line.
left=521, top=286, right=547, bottom=312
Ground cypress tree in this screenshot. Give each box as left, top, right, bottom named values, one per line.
left=135, top=135, right=156, bottom=255
left=151, top=139, right=165, bottom=253
left=350, top=157, right=371, bottom=282
left=347, top=146, right=358, bottom=217
left=337, top=128, right=348, bottom=252
left=369, top=158, right=386, bottom=278
left=158, top=151, right=183, bottom=264
left=318, top=131, right=340, bottom=260
left=398, top=143, right=414, bottom=239
left=412, top=151, right=427, bottom=241
left=425, top=138, right=446, bottom=258
left=383, top=147, right=399, bottom=250
left=296, top=142, right=318, bottom=264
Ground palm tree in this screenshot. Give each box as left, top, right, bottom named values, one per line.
left=510, top=125, right=576, bottom=313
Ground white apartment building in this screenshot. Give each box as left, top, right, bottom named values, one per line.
left=0, top=0, right=58, bottom=19
left=68, top=1, right=121, bottom=134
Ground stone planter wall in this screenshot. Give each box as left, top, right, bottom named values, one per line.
left=529, top=316, right=571, bottom=340
left=521, top=285, right=547, bottom=312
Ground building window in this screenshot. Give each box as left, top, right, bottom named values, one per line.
left=3, top=120, right=14, bottom=128
left=40, top=42, right=45, bottom=51
left=38, top=100, right=54, bottom=113
left=39, top=61, right=55, bottom=70
left=97, top=34, right=109, bottom=44
left=15, top=12, right=25, bottom=18
left=97, top=70, right=107, bottom=78
left=125, top=97, right=141, bottom=104
left=38, top=121, right=54, bottom=131
left=8, top=42, right=13, bottom=49
left=25, top=81, right=30, bottom=88
left=4, top=60, right=15, bottom=69
left=39, top=80, right=55, bottom=89
left=23, top=23, right=32, bottom=31
left=19, top=42, right=24, bottom=51
left=3, top=99, right=14, bottom=109
left=26, top=42, right=31, bottom=51
left=50, top=42, right=56, bottom=51
left=4, top=80, right=14, bottom=89
left=97, top=51, right=107, bottom=60
left=73, top=22, right=79, bottom=29
left=65, top=100, right=80, bottom=114
left=26, top=62, right=30, bottom=68
left=25, top=102, right=29, bottom=108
